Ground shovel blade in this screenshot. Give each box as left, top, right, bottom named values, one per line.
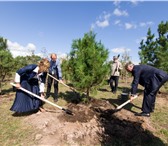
left=62, top=108, right=73, bottom=115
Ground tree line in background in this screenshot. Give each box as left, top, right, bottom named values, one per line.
left=0, top=21, right=167, bottom=96
left=0, top=38, right=41, bottom=94
left=139, top=21, right=168, bottom=72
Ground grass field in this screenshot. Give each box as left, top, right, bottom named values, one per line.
left=0, top=78, right=168, bottom=146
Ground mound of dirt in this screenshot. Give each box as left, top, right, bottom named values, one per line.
left=22, top=98, right=165, bottom=146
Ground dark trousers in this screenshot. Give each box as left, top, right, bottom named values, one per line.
left=109, top=76, right=119, bottom=93
left=46, top=73, right=58, bottom=100
left=142, top=75, right=168, bottom=113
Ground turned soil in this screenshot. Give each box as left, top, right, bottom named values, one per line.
left=18, top=95, right=168, bottom=146
left=2, top=81, right=168, bottom=146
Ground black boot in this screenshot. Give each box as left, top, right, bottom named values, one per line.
left=54, top=98, right=58, bottom=102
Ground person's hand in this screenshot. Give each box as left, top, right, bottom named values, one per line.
left=129, top=95, right=135, bottom=102
left=59, top=79, right=64, bottom=84
left=15, top=83, right=21, bottom=89
left=40, top=93, right=44, bottom=99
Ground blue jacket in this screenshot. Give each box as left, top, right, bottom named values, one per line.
left=131, top=65, right=168, bottom=94
left=48, top=59, right=62, bottom=79
left=16, top=64, right=47, bottom=83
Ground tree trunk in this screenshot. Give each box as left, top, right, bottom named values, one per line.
left=0, top=82, right=2, bottom=95
left=86, top=88, right=89, bottom=97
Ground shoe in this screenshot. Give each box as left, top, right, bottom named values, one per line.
left=112, top=91, right=116, bottom=94
left=135, top=112, right=150, bottom=117
left=39, top=107, right=46, bottom=113
left=54, top=98, right=58, bottom=102
left=12, top=112, right=21, bottom=116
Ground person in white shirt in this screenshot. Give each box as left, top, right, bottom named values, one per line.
left=109, top=56, right=123, bottom=94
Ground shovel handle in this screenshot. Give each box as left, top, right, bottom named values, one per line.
left=10, top=82, right=64, bottom=111
left=11, top=83, right=73, bottom=115
left=47, top=73, right=86, bottom=95
left=116, top=95, right=138, bottom=110
left=47, top=73, right=71, bottom=89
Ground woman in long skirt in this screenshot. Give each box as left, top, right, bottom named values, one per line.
left=10, top=58, right=50, bottom=114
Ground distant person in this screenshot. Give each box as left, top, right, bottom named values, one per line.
left=46, top=53, right=63, bottom=102
left=10, top=58, right=50, bottom=114
left=109, top=55, right=123, bottom=94
left=125, top=61, right=168, bottom=117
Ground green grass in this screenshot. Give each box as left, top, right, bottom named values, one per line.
left=1, top=79, right=168, bottom=145
left=0, top=97, right=35, bottom=146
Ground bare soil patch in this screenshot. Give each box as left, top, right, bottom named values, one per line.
left=20, top=97, right=167, bottom=146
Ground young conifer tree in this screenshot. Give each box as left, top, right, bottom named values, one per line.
left=139, top=21, right=168, bottom=72
left=0, top=37, right=14, bottom=94
left=67, top=31, right=109, bottom=97
left=156, top=21, right=168, bottom=72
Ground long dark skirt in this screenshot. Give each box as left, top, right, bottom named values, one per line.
left=10, top=79, right=42, bottom=113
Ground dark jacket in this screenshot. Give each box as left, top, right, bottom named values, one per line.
left=17, top=64, right=47, bottom=83
left=131, top=65, right=168, bottom=94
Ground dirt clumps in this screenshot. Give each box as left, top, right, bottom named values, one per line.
left=23, top=98, right=164, bottom=146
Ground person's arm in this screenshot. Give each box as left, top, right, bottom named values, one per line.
left=111, top=63, right=117, bottom=76
left=131, top=69, right=140, bottom=95
left=130, top=76, right=139, bottom=101
left=39, top=72, right=47, bottom=94
left=14, top=64, right=37, bottom=89
left=39, top=83, right=45, bottom=98
left=118, top=62, right=123, bottom=70
left=56, top=59, right=62, bottom=80
left=14, top=73, right=21, bottom=89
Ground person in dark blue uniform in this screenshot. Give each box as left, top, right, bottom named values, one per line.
left=46, top=53, right=63, bottom=102
left=10, top=58, right=50, bottom=114
left=125, top=62, right=168, bottom=117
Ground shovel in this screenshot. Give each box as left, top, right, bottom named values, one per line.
left=116, top=95, right=138, bottom=110
left=47, top=73, right=87, bottom=95
left=10, top=82, right=73, bottom=115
